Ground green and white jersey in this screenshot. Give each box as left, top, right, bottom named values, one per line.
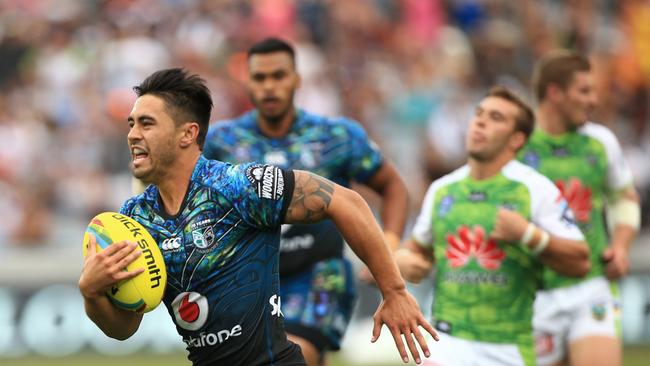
left=518, top=122, right=634, bottom=289
left=412, top=160, right=583, bottom=345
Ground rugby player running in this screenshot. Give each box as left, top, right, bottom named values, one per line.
left=79, top=68, right=437, bottom=366
left=397, top=86, right=590, bottom=366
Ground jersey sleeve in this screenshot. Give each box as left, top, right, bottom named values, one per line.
left=530, top=175, right=585, bottom=241
left=342, top=119, right=384, bottom=183
left=584, top=123, right=634, bottom=192
left=119, top=197, right=137, bottom=216
left=222, top=163, right=295, bottom=229
left=602, top=130, right=634, bottom=192
left=411, top=181, right=440, bottom=249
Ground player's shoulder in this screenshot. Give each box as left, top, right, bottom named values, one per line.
left=330, top=115, right=367, bottom=134
left=120, top=185, right=156, bottom=215
left=430, top=165, right=470, bottom=191
left=301, top=110, right=366, bottom=133
left=578, top=121, right=621, bottom=147
left=502, top=160, right=557, bottom=194
left=120, top=196, right=138, bottom=215
left=195, top=157, right=268, bottom=189
left=194, top=157, right=232, bottom=183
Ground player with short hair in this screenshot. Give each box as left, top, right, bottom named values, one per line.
left=202, top=37, right=410, bottom=365
left=518, top=50, right=641, bottom=366
left=396, top=86, right=590, bottom=366
left=78, top=68, right=437, bottom=366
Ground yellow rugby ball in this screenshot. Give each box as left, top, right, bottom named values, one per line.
left=83, top=212, right=167, bottom=313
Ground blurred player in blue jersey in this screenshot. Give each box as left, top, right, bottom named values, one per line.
left=202, top=38, right=410, bottom=366
left=79, top=68, right=437, bottom=366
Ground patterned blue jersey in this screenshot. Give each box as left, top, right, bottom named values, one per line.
left=203, top=109, right=383, bottom=275
left=120, top=156, right=303, bottom=366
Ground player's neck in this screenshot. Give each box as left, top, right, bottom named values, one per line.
left=156, top=151, right=201, bottom=216
left=536, top=104, right=569, bottom=135
left=257, top=107, right=296, bottom=138
left=468, top=152, right=513, bottom=180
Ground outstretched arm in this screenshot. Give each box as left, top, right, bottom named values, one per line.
left=285, top=171, right=407, bottom=290
left=284, top=170, right=438, bottom=364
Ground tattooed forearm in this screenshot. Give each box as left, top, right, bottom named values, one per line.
left=286, top=171, right=335, bottom=223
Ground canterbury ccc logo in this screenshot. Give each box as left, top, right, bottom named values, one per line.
left=161, top=237, right=182, bottom=251
left=172, top=292, right=209, bottom=331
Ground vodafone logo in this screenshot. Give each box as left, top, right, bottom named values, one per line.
left=172, top=292, right=208, bottom=331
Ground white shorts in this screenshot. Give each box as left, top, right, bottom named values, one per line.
left=533, top=276, right=620, bottom=366
left=422, top=332, right=533, bottom=366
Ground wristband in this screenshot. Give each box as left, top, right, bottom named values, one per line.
left=532, top=230, right=550, bottom=255
left=607, top=197, right=641, bottom=231
left=520, top=223, right=536, bottom=246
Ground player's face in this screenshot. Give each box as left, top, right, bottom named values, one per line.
left=247, top=52, right=300, bottom=123
left=557, top=71, right=597, bottom=128
left=466, top=96, right=522, bottom=161
left=127, top=95, right=178, bottom=183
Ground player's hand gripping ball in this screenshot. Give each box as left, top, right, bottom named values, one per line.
left=83, top=212, right=167, bottom=313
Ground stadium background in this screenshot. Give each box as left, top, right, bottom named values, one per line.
left=1, top=0, right=649, bottom=365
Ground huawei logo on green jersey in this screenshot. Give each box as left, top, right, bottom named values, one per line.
left=446, top=225, right=505, bottom=270
left=555, top=178, right=592, bottom=223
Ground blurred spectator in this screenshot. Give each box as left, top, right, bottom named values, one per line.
left=0, top=0, right=647, bottom=247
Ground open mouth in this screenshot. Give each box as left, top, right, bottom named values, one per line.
left=131, top=147, right=149, bottom=164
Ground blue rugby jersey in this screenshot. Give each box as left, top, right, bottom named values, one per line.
left=203, top=109, right=383, bottom=275
left=120, top=156, right=303, bottom=365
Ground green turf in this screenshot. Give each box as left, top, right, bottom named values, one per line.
left=623, top=345, right=650, bottom=366
left=1, top=346, right=649, bottom=366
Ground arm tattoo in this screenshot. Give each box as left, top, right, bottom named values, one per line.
left=286, top=171, right=335, bottom=223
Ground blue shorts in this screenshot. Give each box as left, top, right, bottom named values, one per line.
left=280, top=257, right=356, bottom=351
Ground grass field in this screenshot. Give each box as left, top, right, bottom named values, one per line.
left=2, top=346, right=649, bottom=366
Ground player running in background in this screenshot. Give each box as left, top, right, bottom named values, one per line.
left=78, top=68, right=437, bottom=366
left=202, top=38, right=410, bottom=366
left=518, top=51, right=641, bottom=366
left=396, top=86, right=590, bottom=366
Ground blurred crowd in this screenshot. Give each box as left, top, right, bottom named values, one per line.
left=0, top=0, right=649, bottom=246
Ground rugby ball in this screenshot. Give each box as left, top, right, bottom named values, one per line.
left=83, top=212, right=166, bottom=313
